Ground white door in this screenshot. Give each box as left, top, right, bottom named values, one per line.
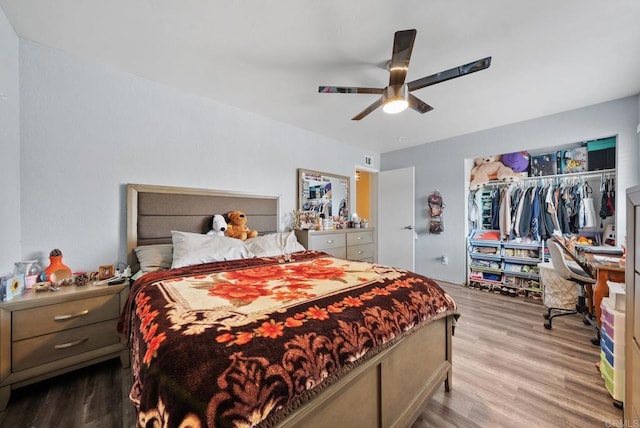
left=378, top=167, right=415, bottom=270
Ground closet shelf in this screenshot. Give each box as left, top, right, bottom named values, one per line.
left=503, top=256, right=542, bottom=265
left=467, top=229, right=544, bottom=293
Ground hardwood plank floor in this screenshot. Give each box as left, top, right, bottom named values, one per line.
left=415, top=282, right=623, bottom=428
left=0, top=282, right=623, bottom=427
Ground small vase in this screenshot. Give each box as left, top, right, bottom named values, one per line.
left=44, top=250, right=72, bottom=282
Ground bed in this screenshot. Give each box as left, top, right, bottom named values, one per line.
left=119, top=183, right=458, bottom=427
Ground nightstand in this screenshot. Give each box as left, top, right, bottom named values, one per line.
left=0, top=281, right=129, bottom=411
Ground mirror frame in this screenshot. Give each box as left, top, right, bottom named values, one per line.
left=297, top=168, right=350, bottom=222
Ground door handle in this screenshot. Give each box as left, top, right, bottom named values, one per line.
left=404, top=225, right=413, bottom=230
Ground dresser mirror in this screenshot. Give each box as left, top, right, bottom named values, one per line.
left=297, top=169, right=349, bottom=219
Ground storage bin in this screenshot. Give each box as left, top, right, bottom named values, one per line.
left=600, top=352, right=625, bottom=401
left=602, top=346, right=614, bottom=367
left=601, top=320, right=625, bottom=345
left=587, top=137, right=616, bottom=171
left=601, top=338, right=624, bottom=367
left=539, top=262, right=577, bottom=310
left=601, top=298, right=625, bottom=343
left=587, top=137, right=616, bottom=151
left=601, top=329, right=614, bottom=354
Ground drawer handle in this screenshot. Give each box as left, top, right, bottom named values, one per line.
left=54, top=337, right=88, bottom=349
left=54, top=309, right=89, bottom=321
left=326, top=240, right=334, bottom=243
left=357, top=251, right=364, bottom=255
left=357, top=236, right=363, bottom=240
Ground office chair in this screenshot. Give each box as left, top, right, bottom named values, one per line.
left=543, top=238, right=599, bottom=345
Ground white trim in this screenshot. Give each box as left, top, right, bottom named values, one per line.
left=355, top=164, right=379, bottom=173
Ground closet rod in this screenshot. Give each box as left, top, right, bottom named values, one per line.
left=517, top=168, right=616, bottom=182
left=482, top=168, right=616, bottom=188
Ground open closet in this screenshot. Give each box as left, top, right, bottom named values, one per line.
left=466, top=136, right=617, bottom=296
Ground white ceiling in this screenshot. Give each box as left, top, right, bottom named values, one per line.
left=2, top=1, right=640, bottom=153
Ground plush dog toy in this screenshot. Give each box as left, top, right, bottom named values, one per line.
left=206, top=214, right=228, bottom=236
left=469, top=155, right=519, bottom=190
left=224, top=210, right=258, bottom=241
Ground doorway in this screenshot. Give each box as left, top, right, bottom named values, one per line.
left=355, top=169, right=373, bottom=222
left=356, top=166, right=416, bottom=270
left=355, top=167, right=377, bottom=261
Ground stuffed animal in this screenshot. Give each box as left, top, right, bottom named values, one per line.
left=469, top=155, right=519, bottom=190
left=224, top=210, right=258, bottom=241
left=206, top=214, right=228, bottom=237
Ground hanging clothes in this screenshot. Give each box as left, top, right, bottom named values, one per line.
left=468, top=189, right=482, bottom=230
left=474, top=172, right=613, bottom=241
left=556, top=187, right=571, bottom=234
left=607, top=177, right=615, bottom=216
left=600, top=179, right=610, bottom=220
left=509, top=187, right=524, bottom=240
left=537, top=185, right=549, bottom=240
left=579, top=182, right=597, bottom=228
left=531, top=187, right=541, bottom=241
left=499, top=186, right=512, bottom=240
left=545, top=185, right=561, bottom=236
left=517, top=187, right=534, bottom=239
left=491, top=190, right=500, bottom=230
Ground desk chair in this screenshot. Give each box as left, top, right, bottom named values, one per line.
left=544, top=239, right=599, bottom=345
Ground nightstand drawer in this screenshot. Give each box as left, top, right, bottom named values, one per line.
left=12, top=294, right=119, bottom=341
left=309, top=234, right=346, bottom=251
left=347, top=231, right=373, bottom=246
left=12, top=319, right=120, bottom=372
left=347, top=243, right=374, bottom=261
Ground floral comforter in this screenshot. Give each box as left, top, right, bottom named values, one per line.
left=118, top=250, right=457, bottom=428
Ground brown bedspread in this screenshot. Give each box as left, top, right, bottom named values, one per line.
left=118, top=251, right=457, bottom=427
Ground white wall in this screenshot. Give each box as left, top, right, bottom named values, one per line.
left=382, top=97, right=640, bottom=284
left=0, top=8, right=20, bottom=272
left=17, top=40, right=379, bottom=273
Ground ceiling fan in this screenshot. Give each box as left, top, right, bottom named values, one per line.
left=318, top=29, right=491, bottom=120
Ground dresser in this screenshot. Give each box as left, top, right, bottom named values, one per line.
left=295, top=228, right=375, bottom=262
left=0, top=281, right=129, bottom=411
left=626, top=186, right=640, bottom=424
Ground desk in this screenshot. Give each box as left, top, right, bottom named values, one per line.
left=585, top=253, right=625, bottom=328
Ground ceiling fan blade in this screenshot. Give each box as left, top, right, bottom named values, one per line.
left=408, top=94, right=433, bottom=114
left=407, top=57, right=492, bottom=92
left=319, top=86, right=384, bottom=94
left=388, top=29, right=417, bottom=87
left=351, top=97, right=384, bottom=120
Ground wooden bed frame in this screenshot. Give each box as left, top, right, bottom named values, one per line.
left=126, top=183, right=454, bottom=427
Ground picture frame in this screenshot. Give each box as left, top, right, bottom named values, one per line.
left=1, top=273, right=25, bottom=301
left=98, top=264, right=115, bottom=280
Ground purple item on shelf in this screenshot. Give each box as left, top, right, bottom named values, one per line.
left=502, top=151, right=530, bottom=172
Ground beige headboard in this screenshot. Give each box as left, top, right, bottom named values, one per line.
left=127, top=183, right=279, bottom=268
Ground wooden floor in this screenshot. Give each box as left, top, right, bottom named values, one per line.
left=0, top=282, right=623, bottom=428
left=416, top=283, right=623, bottom=428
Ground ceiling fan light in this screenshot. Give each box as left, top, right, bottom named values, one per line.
left=382, top=84, right=409, bottom=114
left=383, top=99, right=409, bottom=114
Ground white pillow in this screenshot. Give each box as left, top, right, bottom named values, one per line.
left=171, top=231, right=254, bottom=268
left=134, top=244, right=173, bottom=272
left=245, top=231, right=306, bottom=257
